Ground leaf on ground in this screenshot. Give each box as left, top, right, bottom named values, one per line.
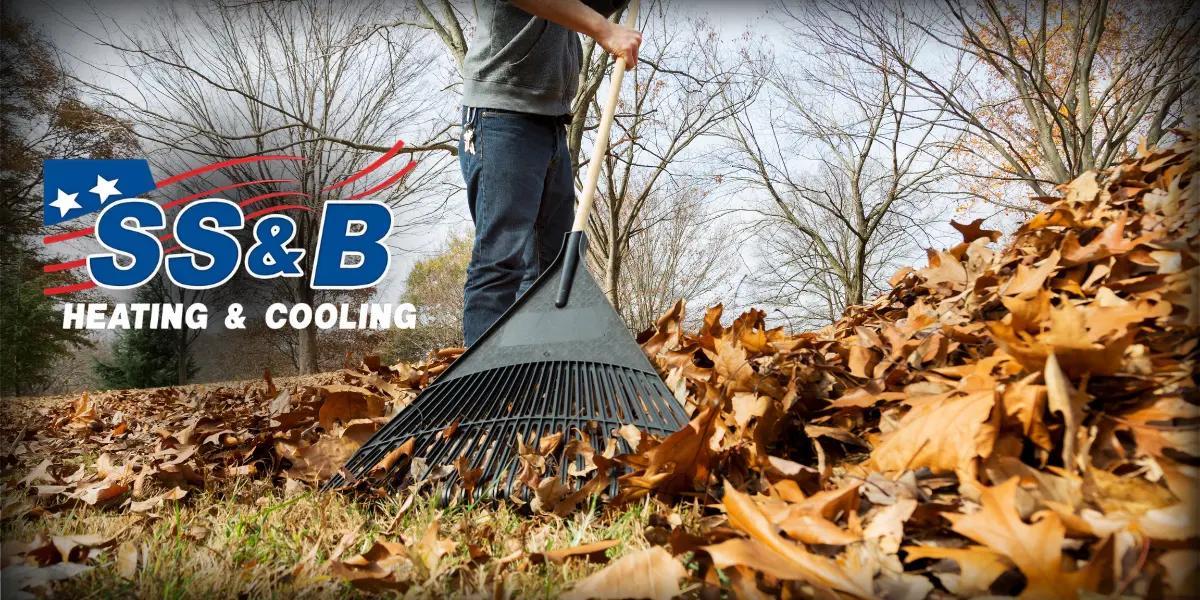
left=705, top=486, right=872, bottom=597
left=944, top=477, right=1088, bottom=599
left=330, top=540, right=412, bottom=592
left=530, top=540, right=619, bottom=565
left=72, top=480, right=130, bottom=506
left=0, top=563, right=92, bottom=599
left=903, top=545, right=1012, bottom=597
left=413, top=519, right=456, bottom=577
left=116, top=542, right=138, bottom=579
left=317, top=385, right=385, bottom=430
left=1043, top=353, right=1084, bottom=473
left=562, top=546, right=686, bottom=600
left=368, top=438, right=415, bottom=478
left=128, top=486, right=187, bottom=513
left=870, top=390, right=998, bottom=474
left=863, top=498, right=917, bottom=554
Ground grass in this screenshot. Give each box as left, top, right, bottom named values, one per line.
left=2, top=453, right=698, bottom=599
left=0, top=377, right=709, bottom=598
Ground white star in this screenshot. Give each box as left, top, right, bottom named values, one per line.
left=49, top=189, right=82, bottom=217
left=89, top=175, right=122, bottom=204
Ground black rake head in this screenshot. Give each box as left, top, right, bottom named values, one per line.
left=324, top=232, right=689, bottom=504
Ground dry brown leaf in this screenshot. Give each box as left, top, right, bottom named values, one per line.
left=317, top=385, right=385, bottom=430
left=706, top=486, right=873, bottom=597
left=115, top=542, right=138, bottom=579
left=72, top=480, right=129, bottom=506
left=1044, top=352, right=1085, bottom=473
left=330, top=539, right=412, bottom=592
left=944, top=477, right=1090, bottom=599
left=863, top=498, right=916, bottom=554
left=413, top=519, right=456, bottom=576
left=903, top=545, right=1012, bottom=596
left=871, top=390, right=998, bottom=475
left=129, top=486, right=187, bottom=513
left=777, top=512, right=859, bottom=546
left=616, top=402, right=721, bottom=502
left=530, top=540, right=619, bottom=565
left=561, top=546, right=686, bottom=600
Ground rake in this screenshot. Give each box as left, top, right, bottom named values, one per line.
left=325, top=0, right=688, bottom=503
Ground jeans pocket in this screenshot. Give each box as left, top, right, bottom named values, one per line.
left=476, top=110, right=525, bottom=159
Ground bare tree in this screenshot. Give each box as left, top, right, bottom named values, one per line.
left=394, top=1, right=755, bottom=324
left=585, top=7, right=757, bottom=313
left=79, top=0, right=458, bottom=373
left=388, top=0, right=619, bottom=170
left=614, top=186, right=736, bottom=332
left=802, top=0, right=1200, bottom=211
left=725, top=3, right=952, bottom=325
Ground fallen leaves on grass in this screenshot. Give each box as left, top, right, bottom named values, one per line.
left=2, top=134, right=1196, bottom=598
left=561, top=546, right=687, bottom=600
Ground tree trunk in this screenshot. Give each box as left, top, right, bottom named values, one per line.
left=849, top=242, right=867, bottom=307
left=176, top=329, right=189, bottom=385
left=604, top=246, right=622, bottom=314
left=298, top=325, right=319, bottom=375
left=294, top=284, right=319, bottom=375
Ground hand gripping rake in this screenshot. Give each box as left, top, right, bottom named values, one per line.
left=325, top=0, right=687, bottom=503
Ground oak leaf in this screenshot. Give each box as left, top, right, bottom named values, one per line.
left=944, top=477, right=1092, bottom=599
left=705, top=486, right=873, bottom=597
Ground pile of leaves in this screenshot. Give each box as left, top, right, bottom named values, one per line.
left=598, top=133, right=1196, bottom=598
left=2, top=133, right=1196, bottom=599
left=2, top=350, right=464, bottom=512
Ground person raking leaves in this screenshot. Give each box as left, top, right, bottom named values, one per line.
left=459, top=0, right=641, bottom=346
left=329, top=0, right=689, bottom=498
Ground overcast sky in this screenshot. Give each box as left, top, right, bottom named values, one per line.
left=14, top=0, right=985, bottom=319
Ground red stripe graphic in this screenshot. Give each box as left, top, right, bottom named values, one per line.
left=162, top=179, right=296, bottom=210
left=348, top=160, right=417, bottom=200
left=44, top=258, right=87, bottom=273
left=245, top=204, right=313, bottom=221
left=42, top=281, right=96, bottom=296
left=42, top=227, right=94, bottom=245
left=238, top=191, right=310, bottom=208
left=43, top=179, right=298, bottom=246
left=155, top=156, right=304, bottom=189
left=321, top=139, right=405, bottom=192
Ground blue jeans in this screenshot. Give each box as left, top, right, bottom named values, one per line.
left=460, top=107, right=574, bottom=346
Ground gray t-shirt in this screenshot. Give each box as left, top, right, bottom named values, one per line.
left=462, top=1, right=624, bottom=116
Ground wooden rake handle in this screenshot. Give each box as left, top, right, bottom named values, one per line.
left=555, top=0, right=640, bottom=308
left=570, top=0, right=640, bottom=233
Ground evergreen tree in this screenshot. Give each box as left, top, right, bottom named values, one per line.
left=93, top=282, right=198, bottom=390
left=0, top=19, right=137, bottom=394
